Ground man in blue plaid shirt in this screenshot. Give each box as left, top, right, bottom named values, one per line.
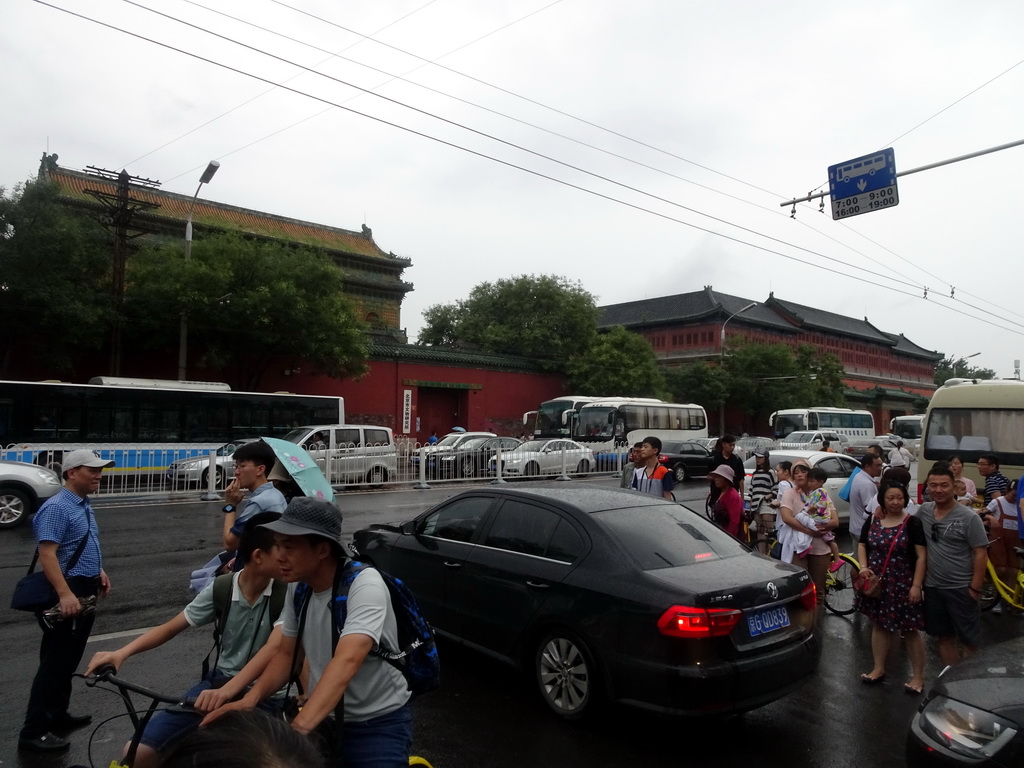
left=19, top=449, right=114, bottom=753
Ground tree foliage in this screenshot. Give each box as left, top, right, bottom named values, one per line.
left=565, top=326, right=666, bottom=397
left=934, top=355, right=996, bottom=386
left=0, top=179, right=113, bottom=374
left=125, top=232, right=369, bottom=390
left=663, top=340, right=846, bottom=433
left=419, top=274, right=599, bottom=371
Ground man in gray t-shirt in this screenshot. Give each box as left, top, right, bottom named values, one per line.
left=918, top=465, right=989, bottom=668
left=849, top=453, right=882, bottom=550
left=205, top=498, right=412, bottom=768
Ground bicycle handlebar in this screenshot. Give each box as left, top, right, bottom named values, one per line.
left=86, top=665, right=193, bottom=707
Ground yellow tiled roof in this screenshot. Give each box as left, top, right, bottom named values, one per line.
left=47, top=167, right=401, bottom=262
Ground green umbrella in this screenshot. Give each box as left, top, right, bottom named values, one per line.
left=260, top=437, right=335, bottom=502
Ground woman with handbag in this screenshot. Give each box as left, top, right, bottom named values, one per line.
left=855, top=482, right=927, bottom=693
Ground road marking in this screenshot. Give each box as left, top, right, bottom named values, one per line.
left=89, top=626, right=156, bottom=642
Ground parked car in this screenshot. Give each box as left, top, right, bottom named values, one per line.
left=412, top=431, right=497, bottom=476
left=658, top=440, right=715, bottom=482
left=433, top=436, right=522, bottom=478
left=735, top=436, right=775, bottom=461
left=489, top=439, right=594, bottom=476
left=742, top=449, right=861, bottom=524
left=282, top=424, right=398, bottom=485
left=353, top=485, right=819, bottom=719
left=0, top=459, right=62, bottom=529
left=842, top=435, right=899, bottom=461
left=773, top=430, right=849, bottom=452
left=166, top=438, right=258, bottom=489
left=906, top=635, right=1024, bottom=766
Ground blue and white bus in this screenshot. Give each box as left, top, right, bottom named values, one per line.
left=0, top=378, right=344, bottom=479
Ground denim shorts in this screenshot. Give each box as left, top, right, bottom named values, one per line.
left=140, top=674, right=284, bottom=752
left=313, top=704, right=413, bottom=768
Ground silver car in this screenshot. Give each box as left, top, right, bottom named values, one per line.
left=0, top=460, right=62, bottom=529
left=742, top=449, right=861, bottom=524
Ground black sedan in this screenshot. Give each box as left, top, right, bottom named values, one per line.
left=658, top=440, right=715, bottom=482
left=353, top=485, right=819, bottom=719
left=432, top=436, right=522, bottom=478
left=906, top=636, right=1024, bottom=767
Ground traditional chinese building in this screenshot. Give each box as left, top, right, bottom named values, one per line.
left=599, top=286, right=941, bottom=431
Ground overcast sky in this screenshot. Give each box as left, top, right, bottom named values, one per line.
left=5, top=1, right=1023, bottom=378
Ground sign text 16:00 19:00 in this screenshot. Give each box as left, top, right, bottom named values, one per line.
left=832, top=186, right=898, bottom=219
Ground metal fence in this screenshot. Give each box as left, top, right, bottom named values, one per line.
left=4, top=440, right=627, bottom=499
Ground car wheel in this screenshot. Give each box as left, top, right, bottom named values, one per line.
left=461, top=457, right=476, bottom=478
left=0, top=486, right=32, bottom=529
left=525, top=462, right=540, bottom=477
left=535, top=629, right=600, bottom=720
left=365, top=466, right=388, bottom=486
left=575, top=460, right=589, bottom=475
left=672, top=462, right=687, bottom=483
left=201, top=467, right=227, bottom=489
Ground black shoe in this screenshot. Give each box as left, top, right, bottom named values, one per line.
left=18, top=732, right=71, bottom=752
left=52, top=712, right=93, bottom=729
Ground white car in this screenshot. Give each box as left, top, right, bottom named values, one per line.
left=490, top=439, right=594, bottom=476
left=743, top=449, right=861, bottom=524
left=0, top=460, right=61, bottom=529
left=773, top=430, right=849, bottom=452
left=166, top=438, right=258, bottom=489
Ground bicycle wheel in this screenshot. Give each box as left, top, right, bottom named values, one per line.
left=823, top=554, right=859, bottom=616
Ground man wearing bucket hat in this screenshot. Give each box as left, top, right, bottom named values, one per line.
left=19, top=450, right=114, bottom=753
left=201, top=497, right=412, bottom=767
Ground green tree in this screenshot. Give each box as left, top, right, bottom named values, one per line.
left=664, top=362, right=728, bottom=414
left=125, top=232, right=368, bottom=389
left=418, top=274, right=599, bottom=370
left=934, top=356, right=996, bottom=386
left=792, top=344, right=846, bottom=405
left=0, top=179, right=113, bottom=374
left=566, top=326, right=665, bottom=396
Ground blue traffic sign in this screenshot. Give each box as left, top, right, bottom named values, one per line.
left=828, top=147, right=899, bottom=220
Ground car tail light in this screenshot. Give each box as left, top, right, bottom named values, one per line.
left=799, top=583, right=816, bottom=612
left=658, top=454, right=668, bottom=462
left=657, top=605, right=742, bottom=638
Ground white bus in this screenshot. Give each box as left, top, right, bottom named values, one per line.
left=0, top=377, right=345, bottom=481
left=573, top=399, right=708, bottom=454
left=918, top=378, right=1024, bottom=499
left=890, top=414, right=925, bottom=440
left=524, top=396, right=605, bottom=439
left=770, top=407, right=875, bottom=439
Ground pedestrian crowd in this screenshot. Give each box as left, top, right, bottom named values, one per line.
left=16, top=431, right=1021, bottom=766
left=16, top=441, right=414, bottom=768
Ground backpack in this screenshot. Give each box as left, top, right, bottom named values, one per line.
left=201, top=573, right=288, bottom=680
left=293, top=560, right=440, bottom=697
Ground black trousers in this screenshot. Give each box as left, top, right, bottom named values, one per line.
left=21, top=575, right=100, bottom=738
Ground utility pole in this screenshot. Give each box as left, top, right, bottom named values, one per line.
left=83, top=167, right=161, bottom=375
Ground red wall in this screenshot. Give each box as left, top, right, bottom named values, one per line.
left=261, top=359, right=564, bottom=440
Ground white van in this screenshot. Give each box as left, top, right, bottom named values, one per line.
left=282, top=424, right=397, bottom=485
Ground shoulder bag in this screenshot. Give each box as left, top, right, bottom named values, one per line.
left=11, top=509, right=93, bottom=612
left=854, top=516, right=908, bottom=600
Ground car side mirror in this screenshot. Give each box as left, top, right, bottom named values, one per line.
left=401, top=520, right=417, bottom=535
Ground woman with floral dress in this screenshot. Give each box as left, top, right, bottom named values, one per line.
left=856, top=482, right=928, bottom=693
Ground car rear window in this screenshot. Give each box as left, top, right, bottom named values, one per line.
left=593, top=505, right=747, bottom=569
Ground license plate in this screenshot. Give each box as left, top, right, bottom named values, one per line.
left=747, top=605, right=790, bottom=637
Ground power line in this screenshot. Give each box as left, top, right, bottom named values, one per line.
left=32, top=0, right=1024, bottom=341
left=121, top=0, right=442, bottom=169
left=108, top=0, right=932, bottom=297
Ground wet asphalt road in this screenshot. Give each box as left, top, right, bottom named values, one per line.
left=1, top=476, right=1021, bottom=768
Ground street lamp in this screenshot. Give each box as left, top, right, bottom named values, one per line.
left=178, top=161, right=220, bottom=381
left=954, top=352, right=980, bottom=378
left=719, top=301, right=757, bottom=435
